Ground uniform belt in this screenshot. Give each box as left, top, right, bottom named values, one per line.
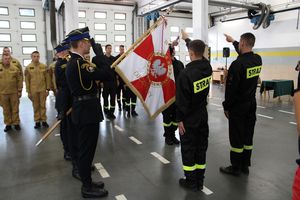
left=74, top=94, right=98, bottom=101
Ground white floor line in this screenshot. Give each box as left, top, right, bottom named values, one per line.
left=289, top=122, right=297, bottom=125
left=54, top=134, right=60, bottom=137
left=129, top=136, right=142, bottom=144
left=114, top=125, right=124, bottom=132
left=257, top=114, right=274, bottom=119
left=115, top=194, right=127, bottom=200
left=150, top=152, right=170, bottom=164
left=279, top=110, right=295, bottom=115
left=202, top=186, right=213, bottom=195
left=94, top=163, right=110, bottom=178
left=257, top=105, right=266, bottom=108
left=210, top=103, right=222, bottom=107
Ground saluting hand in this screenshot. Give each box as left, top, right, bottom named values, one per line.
left=181, top=29, right=189, bottom=40
left=178, top=121, right=186, bottom=135
left=224, top=34, right=235, bottom=43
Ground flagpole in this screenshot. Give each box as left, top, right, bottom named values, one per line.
left=111, top=16, right=165, bottom=69
left=35, top=108, right=72, bottom=147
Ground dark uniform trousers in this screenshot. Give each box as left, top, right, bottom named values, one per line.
left=180, top=109, right=209, bottom=181
left=102, top=82, right=117, bottom=114
left=229, top=101, right=256, bottom=168
left=124, top=88, right=137, bottom=112
left=162, top=103, right=177, bottom=138
left=116, top=84, right=125, bottom=110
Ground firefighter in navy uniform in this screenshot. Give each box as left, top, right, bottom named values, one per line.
left=115, top=45, right=126, bottom=111
left=176, top=31, right=212, bottom=191
left=54, top=42, right=72, bottom=161
left=163, top=42, right=184, bottom=145
left=220, top=33, right=262, bottom=176
left=65, top=27, right=110, bottom=198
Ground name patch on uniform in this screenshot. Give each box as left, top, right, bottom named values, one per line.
left=193, top=76, right=211, bottom=93
left=247, top=66, right=262, bottom=79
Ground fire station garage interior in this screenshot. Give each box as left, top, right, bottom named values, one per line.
left=0, top=0, right=300, bottom=199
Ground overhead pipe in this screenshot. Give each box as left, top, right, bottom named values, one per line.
left=209, top=0, right=260, bottom=10
left=138, top=0, right=183, bottom=16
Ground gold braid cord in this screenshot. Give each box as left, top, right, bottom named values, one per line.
left=77, top=60, right=93, bottom=91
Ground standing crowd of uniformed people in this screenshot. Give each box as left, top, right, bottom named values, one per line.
left=0, top=24, right=264, bottom=198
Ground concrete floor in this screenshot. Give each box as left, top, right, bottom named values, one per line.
left=0, top=84, right=297, bottom=200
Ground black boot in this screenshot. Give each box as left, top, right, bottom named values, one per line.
left=165, top=136, right=174, bottom=145
left=81, top=185, right=108, bottom=198
left=72, top=168, right=81, bottom=181
left=131, top=110, right=138, bottom=117
left=34, top=122, right=41, bottom=129
left=179, top=178, right=198, bottom=191
left=172, top=136, right=180, bottom=145
left=42, top=122, right=49, bottom=128
left=14, top=124, right=21, bottom=130
left=241, top=166, right=249, bottom=175
left=91, top=181, right=105, bottom=189
left=219, top=165, right=241, bottom=176
left=4, top=125, right=12, bottom=132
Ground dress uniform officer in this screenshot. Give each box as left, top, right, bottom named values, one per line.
left=49, top=57, right=57, bottom=96
left=25, top=51, right=51, bottom=128
left=0, top=54, right=23, bottom=132
left=220, top=33, right=262, bottom=176
left=115, top=45, right=126, bottom=111
left=176, top=31, right=212, bottom=191
left=65, top=27, right=110, bottom=198
left=163, top=42, right=184, bottom=145
left=54, top=42, right=72, bottom=161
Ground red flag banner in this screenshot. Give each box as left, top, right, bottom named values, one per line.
left=112, top=17, right=175, bottom=119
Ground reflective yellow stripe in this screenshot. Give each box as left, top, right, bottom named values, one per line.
left=104, top=106, right=109, bottom=109
left=193, top=76, right=212, bottom=93
left=183, top=165, right=196, bottom=171
left=125, top=103, right=130, bottom=106
left=111, top=106, right=115, bottom=108
left=172, top=122, right=178, bottom=126
left=196, top=164, right=206, bottom=169
left=246, top=66, right=262, bottom=79
left=231, top=147, right=243, bottom=153
left=131, top=102, right=136, bottom=105
left=244, top=145, right=253, bottom=150
left=163, top=122, right=172, bottom=127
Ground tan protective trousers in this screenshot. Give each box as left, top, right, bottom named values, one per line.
left=32, top=92, right=47, bottom=122
left=1, top=93, right=20, bottom=125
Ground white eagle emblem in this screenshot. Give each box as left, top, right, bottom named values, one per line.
left=151, top=59, right=166, bottom=78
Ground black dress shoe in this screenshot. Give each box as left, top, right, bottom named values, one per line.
left=42, top=122, right=49, bottom=127
left=91, top=165, right=96, bottom=171
left=126, top=111, right=131, bottom=118
left=172, top=136, right=180, bottom=145
left=131, top=111, right=138, bottom=117
left=4, top=125, right=12, bottom=132
left=165, top=137, right=174, bottom=145
left=14, top=125, right=21, bottom=130
left=72, top=169, right=81, bottom=181
left=110, top=114, right=116, bottom=119
left=81, top=186, right=108, bottom=198
left=179, top=178, right=198, bottom=191
left=91, top=181, right=105, bottom=189
left=219, top=166, right=241, bottom=176
left=34, top=122, right=41, bottom=129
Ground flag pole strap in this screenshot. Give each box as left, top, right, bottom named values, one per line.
left=35, top=108, right=72, bottom=147
left=111, top=16, right=165, bottom=69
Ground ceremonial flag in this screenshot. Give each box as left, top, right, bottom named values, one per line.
left=113, top=18, right=175, bottom=119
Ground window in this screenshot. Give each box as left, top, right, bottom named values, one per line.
left=22, top=47, right=37, bottom=54
left=94, top=23, right=106, bottom=30
left=23, top=59, right=31, bottom=66
left=0, top=34, right=11, bottom=42
left=94, top=11, right=106, bottom=19
left=114, top=24, right=126, bottom=31
left=174, top=55, right=180, bottom=60
left=170, top=36, right=177, bottom=42
left=0, top=7, right=8, bottom=15
left=185, top=27, right=193, bottom=33
left=20, top=21, right=35, bottom=29
left=0, top=20, right=9, bottom=29
left=174, top=46, right=179, bottom=52
left=0, top=46, right=12, bottom=54
left=19, top=8, right=35, bottom=17
left=170, top=26, right=179, bottom=33
left=114, top=13, right=126, bottom=20
left=185, top=55, right=190, bottom=62
left=78, top=11, right=86, bottom=18
left=78, top=22, right=86, bottom=28
left=21, top=34, right=37, bottom=42
left=95, top=35, right=107, bottom=42
left=115, top=35, right=126, bottom=42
